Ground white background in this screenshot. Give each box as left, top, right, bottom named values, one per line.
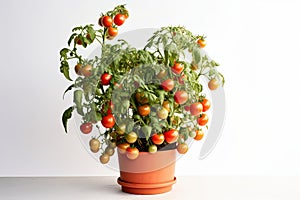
left=0, top=0, right=299, bottom=177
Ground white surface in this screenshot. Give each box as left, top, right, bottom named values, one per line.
left=0, top=176, right=299, bottom=200
left=1, top=0, right=300, bottom=176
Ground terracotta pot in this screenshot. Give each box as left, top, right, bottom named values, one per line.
left=117, top=149, right=176, bottom=195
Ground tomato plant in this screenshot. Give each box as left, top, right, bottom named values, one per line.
left=59, top=5, right=225, bottom=166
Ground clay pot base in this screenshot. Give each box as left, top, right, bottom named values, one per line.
left=117, top=177, right=177, bottom=195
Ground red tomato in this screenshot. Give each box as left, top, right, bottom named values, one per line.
left=80, top=122, right=92, bottom=134
left=75, top=37, right=82, bottom=45
left=190, top=102, right=203, bottom=116
left=161, top=79, right=175, bottom=92
left=171, top=63, right=184, bottom=74
left=151, top=133, right=165, bottom=145
left=101, top=16, right=113, bottom=27
left=114, top=14, right=126, bottom=26
left=194, top=129, right=204, bottom=141
left=101, top=114, right=115, bottom=128
left=108, top=27, right=118, bottom=37
left=174, top=90, right=189, bottom=104
left=163, top=129, right=179, bottom=144
left=101, top=73, right=112, bottom=85
left=197, top=114, right=209, bottom=126
left=117, top=143, right=130, bottom=154
left=201, top=98, right=211, bottom=112
left=126, top=147, right=139, bottom=160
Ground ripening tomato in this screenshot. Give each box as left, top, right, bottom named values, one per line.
left=157, top=70, right=167, bottom=79
left=105, top=147, right=115, bottom=156
left=178, top=74, right=186, bottom=84
left=162, top=101, right=171, bottom=112
left=126, top=132, right=138, bottom=144
left=80, top=65, right=92, bottom=77
left=126, top=147, right=139, bottom=160
left=174, top=90, right=189, bottom=104
left=208, top=79, right=219, bottom=90
left=135, top=92, right=149, bottom=104
left=148, top=145, right=157, bottom=153
left=201, top=98, right=211, bottom=112
left=157, top=107, right=168, bottom=119
left=197, top=114, right=209, bottom=126
left=101, top=73, right=112, bottom=85
left=101, top=16, right=113, bottom=27
left=163, top=129, right=179, bottom=144
left=190, top=102, right=203, bottom=116
left=197, top=39, right=206, bottom=48
left=114, top=14, right=126, bottom=26
left=101, top=114, right=115, bottom=128
left=161, top=79, right=175, bottom=92
left=151, top=133, right=165, bottom=145
left=100, top=153, right=110, bottom=164
left=138, top=104, right=150, bottom=116
left=117, top=143, right=130, bottom=154
left=108, top=27, right=118, bottom=37
left=116, top=123, right=126, bottom=135
left=171, top=62, right=184, bottom=74
left=194, top=129, right=204, bottom=141
left=80, top=122, right=92, bottom=134
left=177, top=143, right=188, bottom=154
left=74, top=64, right=82, bottom=75
left=89, top=138, right=101, bottom=153
left=184, top=105, right=190, bottom=111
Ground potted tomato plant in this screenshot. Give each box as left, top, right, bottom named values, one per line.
left=59, top=5, right=224, bottom=195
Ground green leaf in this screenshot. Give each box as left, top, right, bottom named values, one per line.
left=62, top=84, right=74, bottom=99
left=60, top=48, right=69, bottom=60
left=141, top=125, right=152, bottom=140
left=62, top=106, right=74, bottom=133
left=87, top=26, right=96, bottom=41
left=67, top=33, right=77, bottom=46
left=60, top=61, right=72, bottom=81
left=73, top=90, right=84, bottom=115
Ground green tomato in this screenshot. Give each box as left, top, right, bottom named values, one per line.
left=148, top=144, right=157, bottom=154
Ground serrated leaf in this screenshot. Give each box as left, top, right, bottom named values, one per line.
left=60, top=48, right=69, bottom=60
left=68, top=33, right=77, bottom=46
left=60, top=61, right=72, bottom=81
left=63, top=84, right=74, bottom=99
left=87, top=26, right=96, bottom=41
left=62, top=106, right=74, bottom=133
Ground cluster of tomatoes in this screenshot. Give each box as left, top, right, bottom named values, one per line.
left=98, top=13, right=128, bottom=40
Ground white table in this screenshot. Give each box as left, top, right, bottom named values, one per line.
left=0, top=176, right=299, bottom=200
